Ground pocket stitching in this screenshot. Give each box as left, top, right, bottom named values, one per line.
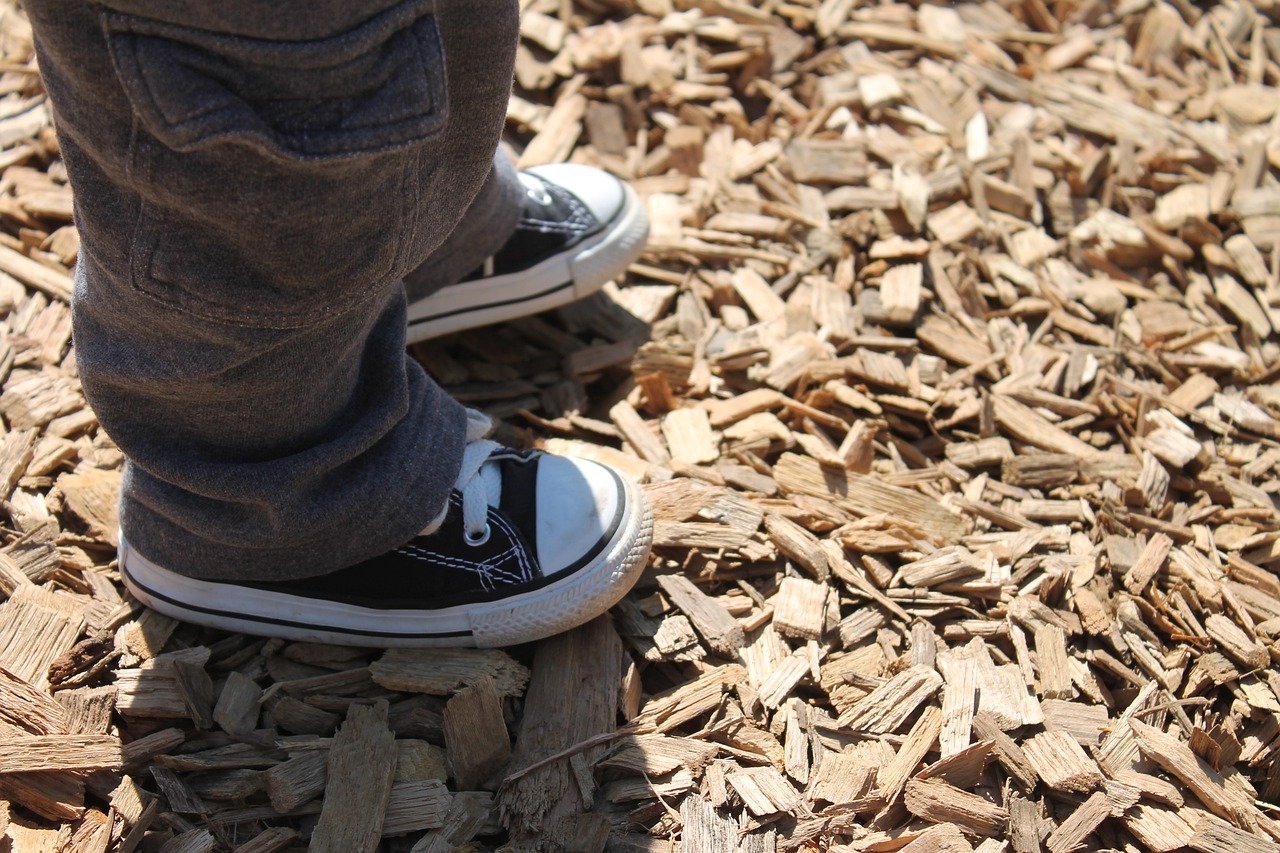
left=129, top=33, right=445, bottom=144
left=101, top=5, right=448, bottom=161
left=104, top=1, right=445, bottom=328
left=126, top=140, right=412, bottom=331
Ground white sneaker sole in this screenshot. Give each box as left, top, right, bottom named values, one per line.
left=404, top=183, right=649, bottom=343
left=118, top=480, right=653, bottom=648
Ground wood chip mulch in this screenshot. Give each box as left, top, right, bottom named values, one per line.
left=1, top=0, right=1280, bottom=851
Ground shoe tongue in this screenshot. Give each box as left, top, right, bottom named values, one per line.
left=518, top=178, right=590, bottom=232
left=495, top=451, right=540, bottom=553
left=462, top=176, right=595, bottom=282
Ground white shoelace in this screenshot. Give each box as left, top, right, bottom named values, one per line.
left=422, top=409, right=503, bottom=543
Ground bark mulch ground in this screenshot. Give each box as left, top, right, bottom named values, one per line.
left=0, top=1, right=1279, bottom=851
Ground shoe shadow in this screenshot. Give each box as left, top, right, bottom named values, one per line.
left=409, top=284, right=664, bottom=427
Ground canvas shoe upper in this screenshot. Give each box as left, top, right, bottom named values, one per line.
left=405, top=163, right=648, bottom=342
left=120, top=410, right=653, bottom=647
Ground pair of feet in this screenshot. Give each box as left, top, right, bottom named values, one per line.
left=121, top=164, right=655, bottom=648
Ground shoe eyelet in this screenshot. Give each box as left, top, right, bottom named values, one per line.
left=464, top=524, right=492, bottom=547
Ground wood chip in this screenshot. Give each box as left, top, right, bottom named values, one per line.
left=657, top=574, right=744, bottom=657
left=443, top=675, right=510, bottom=790
left=310, top=701, right=398, bottom=853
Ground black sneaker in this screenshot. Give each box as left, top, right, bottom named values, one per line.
left=405, top=163, right=649, bottom=343
left=119, top=411, right=654, bottom=647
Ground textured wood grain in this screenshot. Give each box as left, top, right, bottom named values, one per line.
left=310, top=702, right=397, bottom=853
left=443, top=675, right=510, bottom=790
left=502, top=617, right=622, bottom=848
left=0, top=734, right=120, bottom=772
left=369, top=649, right=530, bottom=696
left=1130, top=720, right=1259, bottom=831
left=656, top=573, right=743, bottom=656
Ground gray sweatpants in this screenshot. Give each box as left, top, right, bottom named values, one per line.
left=25, top=0, right=522, bottom=581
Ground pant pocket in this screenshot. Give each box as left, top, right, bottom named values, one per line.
left=98, top=0, right=445, bottom=328
left=99, top=0, right=447, bottom=160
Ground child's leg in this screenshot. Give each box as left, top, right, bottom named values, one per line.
left=27, top=0, right=522, bottom=581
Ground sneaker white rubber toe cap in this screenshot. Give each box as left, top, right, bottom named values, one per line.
left=534, top=454, right=623, bottom=573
